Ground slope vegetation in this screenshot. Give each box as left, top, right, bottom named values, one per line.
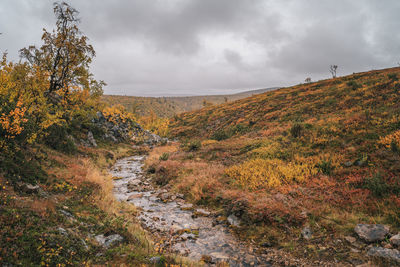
left=149, top=67, right=400, bottom=264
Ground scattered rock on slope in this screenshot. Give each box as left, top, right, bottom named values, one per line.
left=354, top=224, right=389, bottom=243
left=95, top=234, right=124, bottom=248
left=367, top=247, right=400, bottom=263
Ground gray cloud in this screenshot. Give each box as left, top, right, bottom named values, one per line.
left=1, top=0, right=399, bottom=96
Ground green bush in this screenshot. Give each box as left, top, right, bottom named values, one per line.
left=211, top=129, right=230, bottom=141
left=363, top=173, right=389, bottom=198
left=44, top=125, right=77, bottom=154
left=187, top=140, right=201, bottom=151
left=316, top=159, right=334, bottom=175
left=346, top=80, right=362, bottom=90
left=388, top=73, right=398, bottom=81
left=0, top=149, right=47, bottom=184
left=159, top=152, right=169, bottom=161
left=290, top=123, right=303, bottom=138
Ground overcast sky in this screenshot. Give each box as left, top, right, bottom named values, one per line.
left=1, top=0, right=399, bottom=96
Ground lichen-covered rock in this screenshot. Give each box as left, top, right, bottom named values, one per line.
left=367, top=247, right=400, bottom=263
left=301, top=226, right=313, bottom=240
left=95, top=234, right=123, bottom=248
left=354, top=224, right=389, bottom=243
left=390, top=234, right=400, bottom=247
left=227, top=214, right=241, bottom=227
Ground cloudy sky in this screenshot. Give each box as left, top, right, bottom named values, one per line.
left=1, top=0, right=399, bottom=96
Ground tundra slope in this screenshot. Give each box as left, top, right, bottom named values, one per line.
left=156, top=67, right=400, bottom=265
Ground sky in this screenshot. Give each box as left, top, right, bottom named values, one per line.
left=0, top=0, right=399, bottom=96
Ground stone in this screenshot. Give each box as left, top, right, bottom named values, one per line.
left=87, top=131, right=97, bottom=147
left=344, top=161, right=353, bottom=167
left=149, top=256, right=163, bottom=264
left=301, top=226, right=313, bottom=240
left=367, top=247, right=400, bottom=263
left=194, top=208, right=211, bottom=217
left=227, top=214, right=241, bottom=227
left=17, top=183, right=40, bottom=194
left=390, top=234, right=400, bottom=247
left=345, top=236, right=357, bottom=243
left=57, top=227, right=68, bottom=235
left=95, top=234, right=123, bottom=248
left=127, top=193, right=143, bottom=200
left=354, top=224, right=389, bottom=243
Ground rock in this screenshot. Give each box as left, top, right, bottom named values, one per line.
left=57, top=227, right=68, bottom=235
left=59, top=209, right=74, bottom=218
left=194, top=208, right=211, bottom=217
left=390, top=234, right=400, bottom=247
left=209, top=252, right=230, bottom=261
left=227, top=214, right=241, bottom=227
left=301, top=226, right=313, bottom=240
left=87, top=131, right=97, bottom=147
left=149, top=256, right=163, bottom=264
left=345, top=236, right=357, bottom=244
left=354, top=224, right=389, bottom=243
left=127, top=193, right=143, bottom=200
left=95, top=234, right=124, bottom=248
left=16, top=182, right=40, bottom=194
left=344, top=161, right=353, bottom=167
left=367, top=247, right=400, bottom=263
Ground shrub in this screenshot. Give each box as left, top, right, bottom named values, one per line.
left=44, top=125, right=77, bottom=154
left=225, top=158, right=317, bottom=190
left=316, top=159, right=334, bottom=175
left=346, top=80, right=362, bottom=90
left=159, top=152, right=169, bottom=161
left=363, top=173, right=390, bottom=198
left=186, top=140, right=201, bottom=151
left=211, top=129, right=229, bottom=141
left=290, top=123, right=303, bottom=138
left=388, top=73, right=398, bottom=81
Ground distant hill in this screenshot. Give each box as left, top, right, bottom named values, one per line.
left=102, top=87, right=278, bottom=118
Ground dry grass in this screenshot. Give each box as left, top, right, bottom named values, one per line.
left=145, top=143, right=178, bottom=166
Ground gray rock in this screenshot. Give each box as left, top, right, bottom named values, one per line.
left=16, top=182, right=40, bottom=194
left=354, top=224, right=389, bottom=243
left=367, top=247, right=400, bottom=263
left=227, top=214, right=241, bottom=227
left=344, top=161, right=353, bottom=167
left=301, top=226, right=313, bottom=240
left=87, top=131, right=97, bottom=147
left=149, top=256, right=163, bottom=264
left=57, top=227, right=68, bottom=235
left=59, top=209, right=74, bottom=218
left=95, top=234, right=124, bottom=248
left=345, top=236, right=357, bottom=243
left=390, top=234, right=400, bottom=247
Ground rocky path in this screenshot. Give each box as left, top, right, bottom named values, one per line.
left=111, top=156, right=343, bottom=267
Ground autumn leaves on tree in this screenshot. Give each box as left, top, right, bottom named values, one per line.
left=0, top=2, right=105, bottom=175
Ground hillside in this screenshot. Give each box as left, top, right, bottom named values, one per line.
left=147, top=67, right=400, bottom=265
left=102, top=87, right=278, bottom=118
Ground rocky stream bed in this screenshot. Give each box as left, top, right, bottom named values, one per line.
left=111, top=156, right=273, bottom=266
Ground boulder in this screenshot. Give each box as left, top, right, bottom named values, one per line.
left=301, top=226, right=313, bottom=240
left=95, top=234, right=124, bottom=248
left=367, top=247, right=400, bottom=263
left=227, top=214, right=241, bottom=227
left=87, top=131, right=97, bottom=147
left=354, top=224, right=389, bottom=243
left=16, top=182, right=40, bottom=194
left=390, top=234, right=400, bottom=247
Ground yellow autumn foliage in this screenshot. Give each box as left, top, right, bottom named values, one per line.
left=137, top=110, right=169, bottom=137
left=379, top=129, right=400, bottom=149
left=103, top=104, right=136, bottom=124
left=225, top=158, right=317, bottom=190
